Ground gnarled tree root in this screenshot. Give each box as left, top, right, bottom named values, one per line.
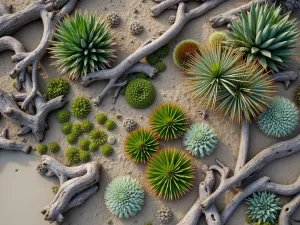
left=36, top=155, right=101, bottom=224
left=272, top=71, right=298, bottom=90
left=0, top=128, right=31, bottom=153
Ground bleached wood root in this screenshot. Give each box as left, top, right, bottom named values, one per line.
left=0, top=2, right=11, bottom=16
left=151, top=0, right=189, bottom=17
left=272, top=71, right=298, bottom=90
left=37, top=155, right=100, bottom=225
left=0, top=128, right=31, bottom=153
left=279, top=193, right=300, bottom=225
left=82, top=0, right=228, bottom=105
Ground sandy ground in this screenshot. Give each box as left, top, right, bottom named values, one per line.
left=0, top=0, right=300, bottom=225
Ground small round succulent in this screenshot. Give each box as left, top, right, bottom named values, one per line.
left=183, top=123, right=218, bottom=158
left=146, top=54, right=159, bottom=65
left=257, top=97, right=299, bottom=138
left=65, top=147, right=80, bottom=165
left=89, top=141, right=99, bottom=152
left=123, top=118, right=137, bottom=132
left=146, top=148, right=195, bottom=199
left=154, top=45, right=169, bottom=59
left=90, top=129, right=107, bottom=145
left=105, top=119, right=116, bottom=131
left=106, top=12, right=121, bottom=27
left=125, top=128, right=158, bottom=163
left=66, top=133, right=78, bottom=144
left=79, top=150, right=91, bottom=163
left=61, top=122, right=73, bottom=135
left=46, top=77, right=70, bottom=99
left=104, top=176, right=144, bottom=218
left=155, top=61, right=166, bottom=72
left=294, top=85, right=300, bottom=107
left=48, top=142, right=60, bottom=153
left=246, top=191, right=281, bottom=224
left=37, top=144, right=47, bottom=155
left=78, top=138, right=91, bottom=151
left=71, top=123, right=83, bottom=137
left=208, top=31, right=228, bottom=47
left=130, top=21, right=143, bottom=35
left=168, top=15, right=176, bottom=24
left=149, top=103, right=188, bottom=140
left=52, top=186, right=59, bottom=194
left=101, top=144, right=114, bottom=156
left=156, top=208, right=172, bottom=224
left=81, top=120, right=94, bottom=133
left=96, top=113, right=107, bottom=125
left=173, top=39, right=201, bottom=70
left=71, top=97, right=91, bottom=119
left=56, top=109, right=71, bottom=124
left=125, top=78, right=156, bottom=109
left=50, top=11, right=116, bottom=80
left=107, top=136, right=116, bottom=145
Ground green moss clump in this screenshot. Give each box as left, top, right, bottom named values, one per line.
left=89, top=141, right=99, bottom=152
left=144, top=222, right=152, bottom=225
left=67, top=133, right=78, bottom=144
left=71, top=97, right=91, bottom=119
left=78, top=138, right=91, bottom=151
left=96, top=113, right=107, bottom=125
left=154, top=45, right=169, bottom=59
left=56, top=109, right=71, bottom=124
left=146, top=54, right=159, bottom=65
left=116, top=114, right=122, bottom=119
left=65, top=147, right=80, bottom=164
left=155, top=61, right=166, bottom=72
left=101, top=144, right=114, bottom=156
left=52, top=186, right=59, bottom=194
left=81, top=120, right=93, bottom=133
left=46, top=77, right=70, bottom=99
left=71, top=123, right=83, bottom=137
left=105, top=119, right=116, bottom=131
left=61, top=122, right=73, bottom=135
left=48, top=142, right=60, bottom=153
left=37, top=144, right=47, bottom=155
left=136, top=73, right=148, bottom=80
left=79, top=150, right=91, bottom=163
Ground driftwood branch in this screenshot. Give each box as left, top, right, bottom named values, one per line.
left=279, top=193, right=300, bottom=225
left=37, top=155, right=100, bottom=225
left=0, top=127, right=31, bottom=153
left=272, top=71, right=298, bottom=90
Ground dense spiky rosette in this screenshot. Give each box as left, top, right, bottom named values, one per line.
left=257, top=97, right=298, bottom=138
left=46, top=77, right=70, bottom=99
left=173, top=39, right=201, bottom=70
left=209, top=31, right=228, bottom=47
left=79, top=150, right=91, bottom=163
left=146, top=148, right=195, bottom=200
left=90, top=129, right=107, bottom=145
left=104, top=176, right=144, bottom=219
left=218, top=63, right=275, bottom=123
left=125, top=78, right=156, bottom=109
left=226, top=3, right=299, bottom=72
left=246, top=191, right=281, bottom=224
left=56, top=109, right=71, bottom=124
left=65, top=147, right=80, bottom=164
left=71, top=97, right=91, bottom=119
left=81, top=120, right=93, bottom=133
left=183, top=123, right=217, bottom=158
left=78, top=138, right=90, bottom=151
left=48, top=142, right=60, bottom=153
left=125, top=128, right=159, bottom=163
left=149, top=103, right=188, bottom=140
left=50, top=11, right=117, bottom=80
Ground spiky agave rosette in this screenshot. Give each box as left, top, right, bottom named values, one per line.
left=50, top=11, right=117, bottom=80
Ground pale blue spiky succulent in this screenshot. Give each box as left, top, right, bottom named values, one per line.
left=246, top=191, right=281, bottom=224
left=257, top=97, right=298, bottom=138
left=183, top=123, right=217, bottom=158
left=104, top=176, right=144, bottom=219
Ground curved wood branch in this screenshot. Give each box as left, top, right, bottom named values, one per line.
left=0, top=128, right=31, bottom=153
left=279, top=193, right=300, bottom=225
left=151, top=0, right=189, bottom=17
left=272, top=71, right=298, bottom=90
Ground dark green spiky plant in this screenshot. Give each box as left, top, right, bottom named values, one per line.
left=124, top=128, right=159, bottom=164
left=226, top=3, right=299, bottom=72
left=149, top=103, right=188, bottom=140
left=50, top=11, right=117, bottom=80
left=146, top=148, right=195, bottom=200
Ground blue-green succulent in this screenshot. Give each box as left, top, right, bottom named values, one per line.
left=183, top=123, right=217, bottom=158
left=104, top=176, right=144, bottom=219
left=257, top=97, right=298, bottom=138
left=246, top=191, right=281, bottom=224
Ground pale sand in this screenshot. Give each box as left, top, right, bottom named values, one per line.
left=0, top=0, right=300, bottom=224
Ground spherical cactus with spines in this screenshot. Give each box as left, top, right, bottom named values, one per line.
left=71, top=123, right=83, bottom=137
left=67, top=133, right=78, bottom=144
left=56, top=109, right=71, bottom=124
left=101, top=144, right=114, bottom=156
left=78, top=138, right=91, bottom=151
left=61, top=122, right=73, bottom=135
left=155, top=61, right=166, bottom=72
left=65, top=147, right=80, bottom=164
left=89, top=141, right=99, bottom=152
left=37, top=144, right=47, bottom=155
left=90, top=129, right=107, bottom=145
left=71, top=97, right=91, bottom=119
left=105, top=120, right=116, bottom=131
left=79, top=150, right=91, bottom=163
left=48, top=142, right=60, bottom=153
left=96, top=113, right=107, bottom=125
left=46, top=77, right=70, bottom=99
left=209, top=31, right=228, bottom=47
left=81, top=120, right=93, bottom=133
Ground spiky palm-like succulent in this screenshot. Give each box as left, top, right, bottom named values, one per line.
left=173, top=39, right=201, bottom=70
left=149, top=103, right=188, bottom=140
left=104, top=176, right=144, bottom=219
left=50, top=11, right=116, bottom=80
left=90, top=129, right=107, bottom=145
left=226, top=3, right=299, bottom=72
left=209, top=31, right=228, bottom=47
left=146, top=148, right=194, bottom=199
left=46, top=77, right=70, bottom=99
left=65, top=147, right=80, bottom=164
left=183, top=123, right=217, bottom=158
left=125, top=128, right=159, bottom=163
left=257, top=97, right=298, bottom=138
left=71, top=97, right=91, bottom=119
left=246, top=191, right=281, bottom=224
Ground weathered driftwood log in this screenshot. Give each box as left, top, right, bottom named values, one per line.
left=81, top=0, right=228, bottom=105
left=36, top=155, right=101, bottom=225
left=272, top=71, right=298, bottom=90
left=279, top=193, right=300, bottom=225
left=0, top=128, right=31, bottom=153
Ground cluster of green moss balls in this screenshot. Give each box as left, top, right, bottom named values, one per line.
left=101, top=144, right=114, bottom=156
left=146, top=45, right=169, bottom=65
left=71, top=97, right=91, bottom=119
left=46, top=77, right=70, bottom=100
left=96, top=113, right=117, bottom=131
left=37, top=142, right=60, bottom=155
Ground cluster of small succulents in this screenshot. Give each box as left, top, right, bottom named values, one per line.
left=104, top=176, right=144, bottom=218
left=146, top=45, right=168, bottom=73
left=125, top=78, right=156, bottom=109
left=65, top=147, right=80, bottom=164
left=46, top=77, right=70, bottom=100
left=48, top=142, right=60, bottom=153
left=123, top=118, right=137, bottom=132
left=56, top=109, right=71, bottom=124
left=71, top=123, right=83, bottom=137
left=101, top=144, right=114, bottom=156
left=156, top=208, right=172, bottom=224
left=61, top=122, right=73, bottom=135
left=130, top=21, right=143, bottom=35
left=106, top=12, right=121, bottom=27
left=208, top=31, right=228, bottom=47
left=71, top=97, right=91, bottom=119
left=37, top=144, right=47, bottom=155
left=168, top=15, right=176, bottom=24
left=90, top=129, right=107, bottom=145
left=67, top=133, right=78, bottom=144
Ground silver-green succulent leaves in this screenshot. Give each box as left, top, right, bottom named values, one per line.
left=104, top=176, right=144, bottom=218
left=183, top=123, right=217, bottom=158
left=226, top=3, right=299, bottom=72
left=246, top=191, right=281, bottom=224
left=50, top=11, right=117, bottom=80
left=257, top=97, right=298, bottom=138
